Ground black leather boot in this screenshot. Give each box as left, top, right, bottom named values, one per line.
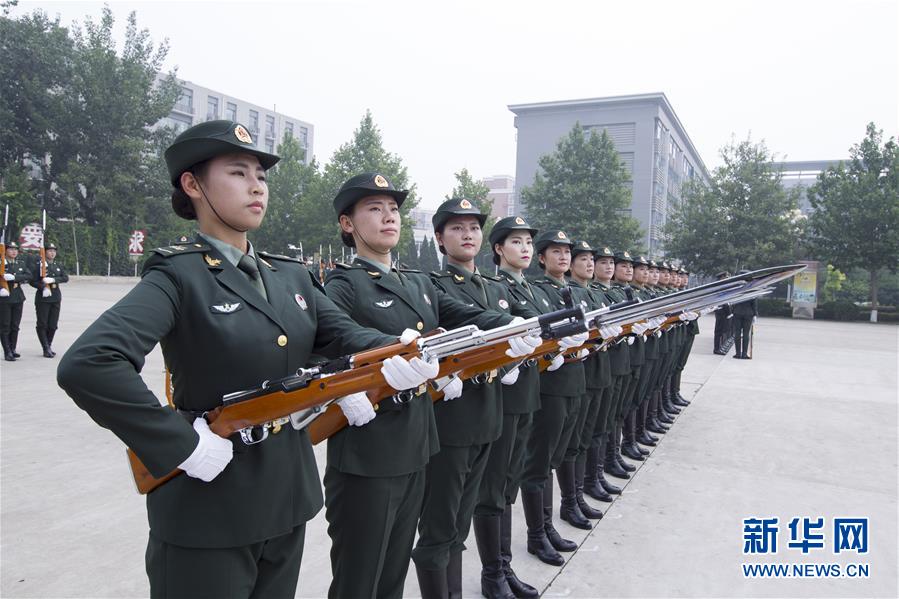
left=614, top=423, right=637, bottom=472
left=558, top=461, right=592, bottom=529
left=635, top=405, right=656, bottom=448
left=9, top=330, right=20, bottom=358
left=522, top=487, right=564, bottom=566
left=447, top=551, right=462, bottom=599
left=500, top=504, right=538, bottom=598
left=37, top=328, right=53, bottom=358
left=605, top=429, right=630, bottom=479
left=621, top=412, right=645, bottom=461
left=1, top=335, right=15, bottom=361
left=584, top=444, right=613, bottom=502
left=574, top=457, right=603, bottom=519
left=415, top=564, right=448, bottom=599
left=543, top=474, right=577, bottom=552
left=474, top=515, right=514, bottom=599
left=673, top=371, right=689, bottom=405
left=45, top=328, right=57, bottom=357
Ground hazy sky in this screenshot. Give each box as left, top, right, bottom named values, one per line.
left=15, top=0, right=899, bottom=209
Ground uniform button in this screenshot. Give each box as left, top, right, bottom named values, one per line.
left=416, top=321, right=424, bottom=331
left=277, top=335, right=288, bottom=347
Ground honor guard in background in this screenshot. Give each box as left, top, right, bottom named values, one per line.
left=519, top=230, right=589, bottom=567
left=57, top=120, right=414, bottom=599
left=473, top=215, right=544, bottom=599
left=31, top=242, right=68, bottom=358
left=731, top=270, right=758, bottom=360
left=713, top=271, right=733, bottom=354
left=1, top=242, right=31, bottom=361
left=323, top=173, right=534, bottom=599
left=416, top=198, right=514, bottom=598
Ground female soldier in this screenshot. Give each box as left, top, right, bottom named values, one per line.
left=323, top=173, right=540, bottom=599
left=1, top=241, right=31, bottom=361
left=57, top=121, right=430, bottom=598
left=32, top=242, right=69, bottom=358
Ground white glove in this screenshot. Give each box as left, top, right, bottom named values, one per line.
left=558, top=331, right=588, bottom=350
left=753, top=316, right=758, bottom=324
left=2, top=273, right=14, bottom=281
left=501, top=367, right=519, bottom=385
left=654, top=329, right=662, bottom=338
left=505, top=317, right=542, bottom=358
left=547, top=354, right=565, bottom=371
left=626, top=336, right=635, bottom=345
left=42, top=287, right=51, bottom=298
left=678, top=311, right=698, bottom=321
left=631, top=321, right=650, bottom=335
left=337, top=392, right=376, bottom=426
left=178, top=418, right=233, bottom=483
left=437, top=374, right=464, bottom=401
left=599, top=324, right=623, bottom=340
left=651, top=316, right=667, bottom=327
left=700, top=306, right=716, bottom=315
left=42, top=277, right=55, bottom=284
left=576, top=348, right=589, bottom=360
left=0, top=287, right=8, bottom=297
left=398, top=328, right=420, bottom=345
left=380, top=354, right=439, bottom=390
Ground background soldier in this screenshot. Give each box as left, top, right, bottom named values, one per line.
left=1, top=242, right=31, bottom=361
left=713, top=271, right=732, bottom=354
left=31, top=242, right=68, bottom=358
left=731, top=271, right=759, bottom=359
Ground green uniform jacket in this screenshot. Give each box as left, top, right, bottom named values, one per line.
left=572, top=281, right=612, bottom=389
left=633, top=285, right=659, bottom=360
left=30, top=261, right=68, bottom=303
left=594, top=281, right=631, bottom=377
left=494, top=269, right=544, bottom=414
left=611, top=282, right=645, bottom=367
left=57, top=242, right=394, bottom=548
left=429, top=264, right=513, bottom=447
left=529, top=275, right=586, bottom=397
left=324, top=259, right=513, bottom=477
left=1, top=259, right=31, bottom=303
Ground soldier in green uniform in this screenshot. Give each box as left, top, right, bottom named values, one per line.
left=562, top=240, right=623, bottom=530
left=731, top=270, right=758, bottom=360
left=586, top=247, right=632, bottom=492
left=56, top=120, right=425, bottom=599
left=643, top=260, right=674, bottom=436
left=324, top=174, right=538, bottom=599
left=520, top=230, right=588, bottom=566
left=31, top=242, right=68, bottom=358
left=1, top=241, right=31, bottom=361
left=473, top=215, right=544, bottom=599
left=414, top=198, right=517, bottom=599
left=669, top=267, right=699, bottom=404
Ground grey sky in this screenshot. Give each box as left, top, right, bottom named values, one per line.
left=17, top=0, right=899, bottom=210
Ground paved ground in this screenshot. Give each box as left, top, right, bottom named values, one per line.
left=1, top=277, right=896, bottom=598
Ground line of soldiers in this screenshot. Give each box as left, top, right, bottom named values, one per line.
left=1, top=241, right=67, bottom=361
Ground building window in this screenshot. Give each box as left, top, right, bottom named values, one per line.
left=174, top=88, right=193, bottom=114
left=299, top=126, right=308, bottom=147
left=206, top=96, right=219, bottom=121
left=225, top=102, right=237, bottom=121
left=265, top=115, right=275, bottom=139
left=265, top=139, right=274, bottom=153
left=162, top=113, right=192, bottom=133
left=285, top=122, right=294, bottom=137
left=248, top=110, right=259, bottom=134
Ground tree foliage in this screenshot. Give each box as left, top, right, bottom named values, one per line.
left=520, top=123, right=642, bottom=251
left=806, top=123, right=899, bottom=309
left=664, top=137, right=802, bottom=276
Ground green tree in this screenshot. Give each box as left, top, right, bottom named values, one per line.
left=807, top=123, right=899, bottom=316
left=302, top=111, right=418, bottom=254
left=664, top=137, right=802, bottom=275
left=822, top=264, right=846, bottom=303
left=397, top=232, right=419, bottom=269
left=520, top=123, right=642, bottom=251
left=419, top=236, right=441, bottom=273
left=253, top=132, right=320, bottom=254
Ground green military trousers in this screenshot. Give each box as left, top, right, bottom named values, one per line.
left=521, top=394, right=581, bottom=493
left=476, top=411, right=534, bottom=516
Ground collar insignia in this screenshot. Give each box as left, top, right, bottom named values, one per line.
left=204, top=254, right=222, bottom=267
left=453, top=274, right=465, bottom=283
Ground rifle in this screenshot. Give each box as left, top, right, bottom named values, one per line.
left=0, top=204, right=7, bottom=295
left=39, top=210, right=50, bottom=298
left=128, top=301, right=586, bottom=494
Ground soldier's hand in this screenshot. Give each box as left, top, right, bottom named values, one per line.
left=381, top=355, right=439, bottom=391
left=506, top=317, right=541, bottom=358
left=178, top=418, right=233, bottom=483
left=0, top=288, right=8, bottom=297
left=2, top=273, right=14, bottom=281
left=42, top=277, right=55, bottom=284
left=631, top=321, right=650, bottom=335
left=546, top=354, right=565, bottom=371
left=500, top=367, right=519, bottom=385
left=337, top=392, right=376, bottom=426
left=398, top=328, right=421, bottom=345
left=558, top=331, right=589, bottom=350
left=437, top=374, right=464, bottom=401
left=599, top=324, right=623, bottom=340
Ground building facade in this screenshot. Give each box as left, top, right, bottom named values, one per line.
left=156, top=78, right=314, bottom=162
left=508, top=93, right=709, bottom=255
left=769, top=160, right=845, bottom=214
left=483, top=175, right=515, bottom=221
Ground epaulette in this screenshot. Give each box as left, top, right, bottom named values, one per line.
left=430, top=270, right=452, bottom=278
left=398, top=267, right=422, bottom=274
left=483, top=274, right=503, bottom=282
left=152, top=243, right=209, bottom=257
left=333, top=262, right=360, bottom=270
left=257, top=251, right=302, bottom=263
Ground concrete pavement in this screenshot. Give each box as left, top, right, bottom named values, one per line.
left=1, top=277, right=896, bottom=598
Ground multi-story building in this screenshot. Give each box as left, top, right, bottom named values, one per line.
left=483, top=175, right=515, bottom=221
left=508, top=93, right=709, bottom=254
left=769, top=160, right=845, bottom=214
left=156, top=77, right=314, bottom=162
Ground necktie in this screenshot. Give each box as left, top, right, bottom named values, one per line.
left=471, top=273, right=488, bottom=305
left=237, top=254, right=260, bottom=280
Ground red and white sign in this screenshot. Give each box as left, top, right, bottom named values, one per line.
left=19, top=223, right=44, bottom=250
left=128, top=230, right=146, bottom=256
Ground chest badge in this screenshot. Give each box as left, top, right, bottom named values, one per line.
left=375, top=299, right=394, bottom=308
left=203, top=254, right=222, bottom=267
left=295, top=294, right=308, bottom=310
left=423, top=293, right=432, bottom=306
left=498, top=299, right=509, bottom=310
left=212, top=302, right=241, bottom=313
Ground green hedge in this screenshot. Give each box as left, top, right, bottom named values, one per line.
left=757, top=298, right=898, bottom=323
left=757, top=298, right=792, bottom=317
